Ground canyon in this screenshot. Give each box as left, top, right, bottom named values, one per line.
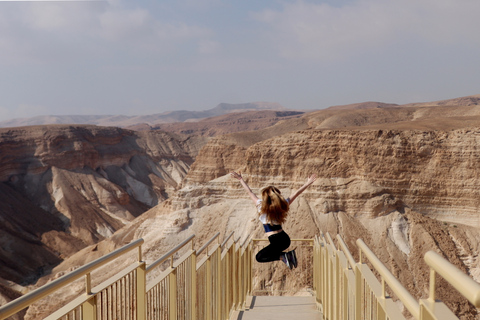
left=0, top=126, right=207, bottom=287
left=2, top=95, right=480, bottom=319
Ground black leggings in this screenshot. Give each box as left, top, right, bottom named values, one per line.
left=255, top=231, right=291, bottom=263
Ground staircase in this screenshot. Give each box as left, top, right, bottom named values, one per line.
left=232, top=296, right=322, bottom=320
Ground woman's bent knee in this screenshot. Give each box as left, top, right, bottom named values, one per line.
left=256, top=252, right=269, bottom=263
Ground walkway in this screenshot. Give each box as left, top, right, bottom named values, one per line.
left=231, top=295, right=323, bottom=320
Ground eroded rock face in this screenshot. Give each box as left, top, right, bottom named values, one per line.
left=156, top=128, right=480, bottom=318
left=27, top=126, right=480, bottom=319
left=0, top=125, right=207, bottom=289
left=7, top=101, right=480, bottom=319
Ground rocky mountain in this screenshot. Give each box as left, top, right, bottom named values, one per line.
left=3, top=94, right=480, bottom=319
left=402, top=94, right=480, bottom=108
left=149, top=110, right=305, bottom=136
left=327, top=101, right=399, bottom=110
left=0, top=125, right=207, bottom=290
left=0, top=102, right=288, bottom=129
left=326, top=94, right=480, bottom=110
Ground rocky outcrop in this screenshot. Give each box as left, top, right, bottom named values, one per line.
left=0, top=125, right=208, bottom=289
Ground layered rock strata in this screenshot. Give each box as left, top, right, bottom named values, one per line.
left=29, top=125, right=480, bottom=319
left=0, top=125, right=207, bottom=289
left=6, top=99, right=480, bottom=319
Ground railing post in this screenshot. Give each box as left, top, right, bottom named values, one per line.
left=240, top=248, right=245, bottom=310
left=169, top=257, right=177, bottom=320
left=216, top=244, right=222, bottom=320
left=248, top=242, right=252, bottom=295
left=429, top=268, right=436, bottom=303
left=191, top=243, right=197, bottom=320
left=221, top=246, right=228, bottom=319
left=335, top=252, right=340, bottom=320
left=206, top=249, right=212, bottom=320
left=322, top=239, right=327, bottom=313
left=317, top=238, right=323, bottom=306
left=82, top=298, right=96, bottom=320
left=82, top=273, right=96, bottom=320
left=136, top=262, right=146, bottom=320
left=343, top=271, right=348, bottom=320
left=328, top=248, right=333, bottom=320
left=355, top=263, right=362, bottom=320
left=232, top=241, right=238, bottom=310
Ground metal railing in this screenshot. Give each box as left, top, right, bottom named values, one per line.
left=145, top=232, right=252, bottom=320
left=313, top=232, right=480, bottom=320
left=3, top=231, right=480, bottom=320
left=0, top=233, right=252, bottom=320
left=0, top=239, right=145, bottom=320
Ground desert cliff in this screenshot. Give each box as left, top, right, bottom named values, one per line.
left=2, top=95, right=480, bottom=319
left=0, top=125, right=207, bottom=291
left=136, top=126, right=480, bottom=318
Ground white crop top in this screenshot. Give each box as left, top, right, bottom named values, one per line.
left=256, top=198, right=290, bottom=225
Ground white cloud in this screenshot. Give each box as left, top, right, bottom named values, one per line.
left=23, top=2, right=78, bottom=31
left=254, top=0, right=480, bottom=61
left=0, top=1, right=214, bottom=65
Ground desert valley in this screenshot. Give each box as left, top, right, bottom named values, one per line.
left=2, top=96, right=480, bottom=319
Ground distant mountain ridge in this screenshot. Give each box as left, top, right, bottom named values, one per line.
left=3, top=95, right=480, bottom=129
left=327, top=101, right=399, bottom=110
left=0, top=102, right=287, bottom=128
left=327, top=94, right=480, bottom=110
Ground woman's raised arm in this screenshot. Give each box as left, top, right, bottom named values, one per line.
left=230, top=171, right=259, bottom=204
left=287, top=174, right=317, bottom=204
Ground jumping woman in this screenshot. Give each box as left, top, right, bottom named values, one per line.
left=230, top=171, right=317, bottom=269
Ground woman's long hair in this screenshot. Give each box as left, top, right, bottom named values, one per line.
left=260, top=186, right=289, bottom=224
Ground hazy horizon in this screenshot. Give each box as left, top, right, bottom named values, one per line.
left=1, top=0, right=479, bottom=122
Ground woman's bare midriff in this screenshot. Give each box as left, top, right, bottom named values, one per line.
left=265, top=229, right=283, bottom=237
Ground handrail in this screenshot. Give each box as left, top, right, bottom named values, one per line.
left=1, top=232, right=254, bottom=320
left=5, top=230, right=478, bottom=320
left=240, top=235, right=250, bottom=247
left=146, top=234, right=195, bottom=272
left=197, top=232, right=220, bottom=255
left=357, top=239, right=420, bottom=319
left=425, top=250, right=480, bottom=307
left=221, top=231, right=234, bottom=248
left=0, top=238, right=144, bottom=319
left=326, top=233, right=336, bottom=250
left=336, top=234, right=356, bottom=270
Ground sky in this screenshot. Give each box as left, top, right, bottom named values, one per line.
left=1, top=0, right=480, bottom=121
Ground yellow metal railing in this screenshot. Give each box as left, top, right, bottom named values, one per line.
left=145, top=232, right=252, bottom=320
left=421, top=251, right=480, bottom=319
left=0, top=238, right=145, bottom=320
left=3, top=230, right=480, bottom=320
left=0, top=233, right=252, bottom=320
left=313, top=232, right=480, bottom=320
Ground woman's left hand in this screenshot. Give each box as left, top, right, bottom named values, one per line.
left=306, top=174, right=317, bottom=185
left=230, top=171, right=243, bottom=181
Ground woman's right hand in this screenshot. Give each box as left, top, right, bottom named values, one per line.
left=230, top=171, right=243, bottom=181
left=306, top=174, right=317, bottom=185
